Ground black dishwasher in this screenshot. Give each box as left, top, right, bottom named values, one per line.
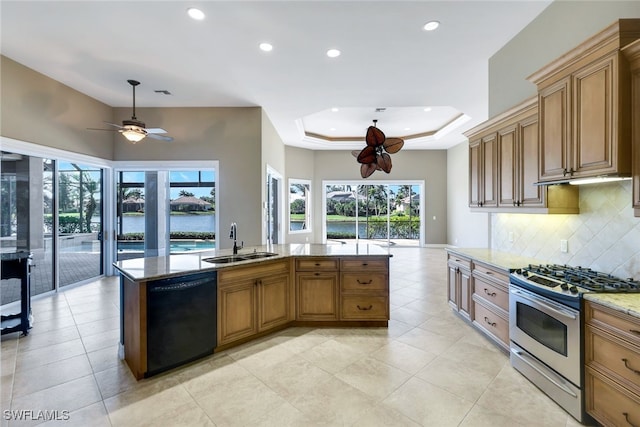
left=146, top=271, right=217, bottom=377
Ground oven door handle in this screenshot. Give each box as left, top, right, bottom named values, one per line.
left=510, top=288, right=577, bottom=320
left=511, top=349, right=578, bottom=398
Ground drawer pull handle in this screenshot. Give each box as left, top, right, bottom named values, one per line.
left=622, top=358, right=640, bottom=375
left=362, top=263, right=368, bottom=266
left=314, top=263, right=321, bottom=266
left=484, top=317, right=496, bottom=327
left=623, top=412, right=638, bottom=427
left=314, top=273, right=320, bottom=276
left=483, top=288, right=496, bottom=297
left=630, top=329, right=640, bottom=336
left=485, top=271, right=493, bottom=275
left=357, top=305, right=373, bottom=311
left=357, top=279, right=373, bottom=285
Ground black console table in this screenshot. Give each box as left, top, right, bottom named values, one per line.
left=1, top=251, right=33, bottom=336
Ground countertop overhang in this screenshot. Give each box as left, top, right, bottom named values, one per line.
left=113, top=243, right=391, bottom=282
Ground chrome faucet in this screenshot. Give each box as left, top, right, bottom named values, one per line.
left=230, top=222, right=243, bottom=254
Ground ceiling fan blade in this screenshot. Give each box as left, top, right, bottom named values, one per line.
left=356, top=146, right=376, bottom=164
left=365, top=126, right=385, bottom=147
left=360, top=163, right=377, bottom=178
left=144, top=128, right=168, bottom=134
left=103, top=121, right=124, bottom=129
left=146, top=133, right=174, bottom=142
left=87, top=127, right=117, bottom=132
left=383, top=137, right=404, bottom=154
left=377, top=152, right=392, bottom=173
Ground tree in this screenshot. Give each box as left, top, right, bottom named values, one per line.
left=178, top=190, right=195, bottom=197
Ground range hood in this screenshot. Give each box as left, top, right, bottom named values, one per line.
left=534, top=175, right=632, bottom=186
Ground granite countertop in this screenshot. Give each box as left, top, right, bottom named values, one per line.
left=584, top=293, right=640, bottom=320
left=113, top=243, right=391, bottom=282
left=445, top=247, right=543, bottom=272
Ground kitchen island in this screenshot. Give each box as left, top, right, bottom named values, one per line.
left=113, top=243, right=391, bottom=379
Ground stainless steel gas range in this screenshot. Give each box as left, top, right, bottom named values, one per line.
left=509, top=264, right=640, bottom=424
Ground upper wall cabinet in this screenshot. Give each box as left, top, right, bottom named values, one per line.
left=465, top=97, right=578, bottom=214
left=527, top=19, right=640, bottom=184
left=622, top=39, right=640, bottom=217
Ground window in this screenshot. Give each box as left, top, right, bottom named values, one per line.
left=289, top=179, right=311, bottom=233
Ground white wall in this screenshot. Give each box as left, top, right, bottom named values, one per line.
left=312, top=149, right=448, bottom=245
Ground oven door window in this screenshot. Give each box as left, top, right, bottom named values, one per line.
left=516, top=301, right=567, bottom=356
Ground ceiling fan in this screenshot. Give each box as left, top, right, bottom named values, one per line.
left=352, top=120, right=404, bottom=178
left=89, top=79, right=173, bottom=144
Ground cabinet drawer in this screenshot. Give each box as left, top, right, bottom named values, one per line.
left=473, top=278, right=508, bottom=311
left=447, top=254, right=471, bottom=271
left=472, top=263, right=509, bottom=285
left=586, top=326, right=640, bottom=393
left=586, top=301, right=640, bottom=345
left=341, top=258, right=388, bottom=271
left=473, top=301, right=509, bottom=346
left=341, top=296, right=388, bottom=320
left=341, top=273, right=388, bottom=292
left=295, top=258, right=339, bottom=271
left=586, top=367, right=640, bottom=427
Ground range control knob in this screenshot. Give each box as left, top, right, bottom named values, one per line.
left=569, top=286, right=579, bottom=294
left=560, top=283, right=569, bottom=291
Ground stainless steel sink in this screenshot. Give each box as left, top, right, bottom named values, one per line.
left=241, top=252, right=278, bottom=259
left=202, top=252, right=278, bottom=264
left=202, top=255, right=250, bottom=264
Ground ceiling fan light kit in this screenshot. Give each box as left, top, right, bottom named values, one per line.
left=353, top=120, right=404, bottom=178
left=88, top=79, right=173, bottom=144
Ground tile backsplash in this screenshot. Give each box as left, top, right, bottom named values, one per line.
left=492, top=180, right=640, bottom=279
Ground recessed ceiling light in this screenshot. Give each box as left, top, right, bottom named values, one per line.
left=326, top=49, right=341, bottom=58
left=423, top=21, right=440, bottom=31
left=331, top=107, right=339, bottom=112
left=404, top=127, right=411, bottom=131
left=187, top=8, right=205, bottom=20
left=329, top=127, right=336, bottom=131
left=259, top=43, right=273, bottom=52
left=424, top=107, right=432, bottom=112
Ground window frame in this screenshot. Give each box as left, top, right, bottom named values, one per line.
left=288, top=178, right=312, bottom=234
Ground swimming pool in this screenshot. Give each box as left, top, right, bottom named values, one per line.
left=118, top=240, right=216, bottom=253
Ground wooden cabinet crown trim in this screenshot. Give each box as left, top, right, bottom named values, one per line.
left=464, top=96, right=537, bottom=140
left=527, top=19, right=640, bottom=85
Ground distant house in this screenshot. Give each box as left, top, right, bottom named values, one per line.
left=326, top=191, right=356, bottom=202
left=122, top=197, right=144, bottom=213
left=397, top=194, right=420, bottom=213
left=170, top=196, right=212, bottom=212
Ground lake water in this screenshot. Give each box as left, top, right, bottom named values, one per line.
left=123, top=214, right=216, bottom=233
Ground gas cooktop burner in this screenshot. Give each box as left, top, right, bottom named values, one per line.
left=518, top=264, right=640, bottom=293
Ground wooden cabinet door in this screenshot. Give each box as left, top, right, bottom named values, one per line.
left=459, top=268, right=472, bottom=321
left=634, top=67, right=640, bottom=216
left=481, top=133, right=498, bottom=207
left=519, top=114, right=545, bottom=207
left=539, top=78, right=570, bottom=181
left=447, top=264, right=458, bottom=310
left=468, top=139, right=481, bottom=207
left=218, top=280, right=257, bottom=346
left=572, top=54, right=616, bottom=176
left=258, top=273, right=291, bottom=332
left=497, top=124, right=517, bottom=207
left=296, top=272, right=338, bottom=321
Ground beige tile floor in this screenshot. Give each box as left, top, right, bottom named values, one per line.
left=0, top=247, right=587, bottom=426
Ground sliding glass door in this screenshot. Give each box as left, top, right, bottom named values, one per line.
left=57, top=162, right=103, bottom=287
left=1, top=151, right=105, bottom=304
left=324, top=181, right=422, bottom=247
